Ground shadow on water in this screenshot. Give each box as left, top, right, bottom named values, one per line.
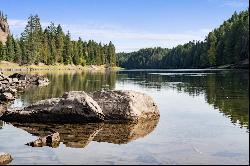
left=8, top=118, right=159, bottom=149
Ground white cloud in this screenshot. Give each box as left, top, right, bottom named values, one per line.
left=223, top=1, right=248, bottom=8
left=8, top=19, right=209, bottom=52
left=8, top=19, right=26, bottom=29
left=8, top=19, right=50, bottom=31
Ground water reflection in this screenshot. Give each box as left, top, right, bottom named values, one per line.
left=0, top=120, right=3, bottom=129
left=117, top=70, right=249, bottom=129
left=17, top=71, right=116, bottom=106
left=12, top=70, right=249, bottom=130
left=10, top=118, right=159, bottom=148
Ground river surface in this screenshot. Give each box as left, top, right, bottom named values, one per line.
left=0, top=69, right=249, bottom=165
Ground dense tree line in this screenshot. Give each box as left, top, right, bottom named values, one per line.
left=117, top=9, right=249, bottom=69
left=0, top=14, right=116, bottom=66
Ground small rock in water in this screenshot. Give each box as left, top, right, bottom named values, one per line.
left=0, top=152, right=12, bottom=165
left=26, top=132, right=60, bottom=148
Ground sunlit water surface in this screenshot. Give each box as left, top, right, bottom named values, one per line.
left=0, top=69, right=249, bottom=165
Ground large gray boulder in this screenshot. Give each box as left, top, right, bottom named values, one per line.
left=0, top=152, right=12, bottom=165
left=1, top=90, right=160, bottom=123
left=1, top=91, right=105, bottom=123
left=92, top=90, right=160, bottom=121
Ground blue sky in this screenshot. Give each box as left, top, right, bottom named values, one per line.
left=0, top=0, right=248, bottom=52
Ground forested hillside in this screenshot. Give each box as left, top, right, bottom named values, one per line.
left=0, top=13, right=117, bottom=66
left=117, top=9, right=249, bottom=69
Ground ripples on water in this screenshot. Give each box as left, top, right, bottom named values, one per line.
left=0, top=69, right=249, bottom=164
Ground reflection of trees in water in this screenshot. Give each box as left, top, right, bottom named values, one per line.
left=0, top=120, right=3, bottom=129
left=13, top=70, right=249, bottom=129
left=12, top=118, right=159, bottom=149
left=117, top=70, right=249, bottom=129
left=19, top=71, right=117, bottom=104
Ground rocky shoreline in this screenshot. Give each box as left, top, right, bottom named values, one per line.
left=0, top=72, right=49, bottom=102
left=0, top=73, right=159, bottom=165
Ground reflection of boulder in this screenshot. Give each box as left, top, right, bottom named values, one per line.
left=55, top=123, right=103, bottom=148
left=94, top=119, right=159, bottom=144
left=0, top=120, right=3, bottom=129
left=11, top=118, right=159, bottom=149
left=12, top=123, right=104, bottom=148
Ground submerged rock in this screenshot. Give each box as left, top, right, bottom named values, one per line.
left=1, top=91, right=105, bottom=123
left=92, top=90, right=160, bottom=121
left=0, top=152, right=12, bottom=165
left=26, top=132, right=60, bottom=148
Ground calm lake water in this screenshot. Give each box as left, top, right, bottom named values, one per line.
left=0, top=69, right=249, bottom=165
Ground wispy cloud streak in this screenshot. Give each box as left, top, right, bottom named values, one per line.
left=8, top=19, right=210, bottom=52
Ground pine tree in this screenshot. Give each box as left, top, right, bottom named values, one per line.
left=72, top=41, right=80, bottom=65
left=0, top=42, right=4, bottom=60
left=108, top=41, right=116, bottom=66
left=63, top=31, right=72, bottom=65
left=41, top=29, right=49, bottom=64
left=207, top=32, right=217, bottom=66
left=55, top=24, right=65, bottom=63
left=77, top=38, right=86, bottom=66
left=13, top=38, right=22, bottom=64
left=20, top=15, right=43, bottom=64
left=5, top=35, right=15, bottom=61
left=2, top=12, right=118, bottom=67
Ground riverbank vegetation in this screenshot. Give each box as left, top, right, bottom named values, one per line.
left=0, top=13, right=117, bottom=67
left=0, top=61, right=121, bottom=72
left=117, top=9, right=249, bottom=69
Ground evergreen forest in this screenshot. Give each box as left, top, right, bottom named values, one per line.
left=117, top=9, right=249, bottom=69
left=0, top=14, right=117, bottom=66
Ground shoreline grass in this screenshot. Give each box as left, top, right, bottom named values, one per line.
left=0, top=61, right=123, bottom=72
